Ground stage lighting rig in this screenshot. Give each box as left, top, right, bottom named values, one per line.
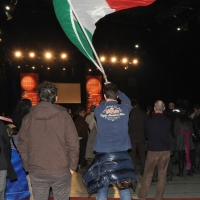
left=4, top=0, right=18, bottom=20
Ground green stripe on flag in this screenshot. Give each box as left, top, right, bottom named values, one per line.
left=53, top=0, right=95, bottom=62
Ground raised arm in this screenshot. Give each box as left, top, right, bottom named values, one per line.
left=118, top=91, right=132, bottom=112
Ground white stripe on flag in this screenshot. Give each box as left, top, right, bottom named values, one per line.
left=71, top=0, right=115, bottom=34
left=71, top=8, right=104, bottom=72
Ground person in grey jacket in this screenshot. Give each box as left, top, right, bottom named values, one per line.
left=18, top=81, right=79, bottom=200
left=85, top=105, right=97, bottom=164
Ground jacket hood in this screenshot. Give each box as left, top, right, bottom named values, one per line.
left=29, top=101, right=60, bottom=120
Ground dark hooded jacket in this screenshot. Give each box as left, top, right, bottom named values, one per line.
left=0, top=121, right=17, bottom=181
left=18, top=101, right=79, bottom=174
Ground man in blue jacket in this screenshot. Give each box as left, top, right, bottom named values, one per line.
left=93, top=82, right=134, bottom=200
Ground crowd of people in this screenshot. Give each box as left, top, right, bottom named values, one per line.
left=0, top=80, right=200, bottom=200
left=73, top=100, right=200, bottom=176
left=79, top=99, right=200, bottom=200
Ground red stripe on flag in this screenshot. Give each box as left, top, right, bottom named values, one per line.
left=106, top=0, right=155, bottom=12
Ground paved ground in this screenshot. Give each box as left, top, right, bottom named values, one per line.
left=69, top=161, right=200, bottom=199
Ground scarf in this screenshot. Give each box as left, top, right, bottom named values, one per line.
left=178, top=129, right=192, bottom=170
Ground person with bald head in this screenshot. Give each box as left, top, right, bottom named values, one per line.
left=137, top=100, right=171, bottom=200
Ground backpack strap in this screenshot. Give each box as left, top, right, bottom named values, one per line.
left=11, top=136, right=18, bottom=151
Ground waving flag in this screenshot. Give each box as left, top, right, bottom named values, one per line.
left=53, top=0, right=155, bottom=81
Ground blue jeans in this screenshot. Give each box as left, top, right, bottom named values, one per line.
left=0, top=170, right=7, bottom=200
left=96, top=186, right=131, bottom=200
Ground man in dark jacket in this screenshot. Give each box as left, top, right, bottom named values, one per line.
left=74, top=108, right=88, bottom=169
left=128, top=99, right=147, bottom=176
left=0, top=120, right=17, bottom=200
left=18, top=81, right=79, bottom=200
left=138, top=100, right=171, bottom=200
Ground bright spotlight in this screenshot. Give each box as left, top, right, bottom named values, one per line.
left=89, top=69, right=92, bottom=72
left=5, top=6, right=10, bottom=10
left=135, top=44, right=139, bottom=48
left=111, top=57, right=117, bottom=63
left=177, top=27, right=181, bottom=31
left=15, top=51, right=21, bottom=57
left=122, top=58, right=128, bottom=63
left=32, top=66, right=35, bottom=69
left=29, top=52, right=35, bottom=58
left=45, top=53, right=51, bottom=59
left=63, top=68, right=66, bottom=70
left=100, top=56, right=105, bottom=62
left=133, top=59, right=138, bottom=64
left=47, top=67, right=50, bottom=70
left=125, top=66, right=128, bottom=70
left=61, top=54, right=67, bottom=59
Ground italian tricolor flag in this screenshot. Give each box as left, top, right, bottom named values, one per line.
left=53, top=0, right=155, bottom=75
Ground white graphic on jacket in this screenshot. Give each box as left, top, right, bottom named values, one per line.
left=100, top=105, right=125, bottom=121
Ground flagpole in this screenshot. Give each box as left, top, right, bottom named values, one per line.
left=67, top=0, right=108, bottom=83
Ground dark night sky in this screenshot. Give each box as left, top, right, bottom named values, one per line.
left=0, top=0, right=200, bottom=113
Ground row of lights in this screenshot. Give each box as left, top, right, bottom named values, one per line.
left=17, top=65, right=66, bottom=70
left=15, top=51, right=67, bottom=59
left=14, top=51, right=139, bottom=64
left=100, top=56, right=138, bottom=64
left=17, top=65, right=105, bottom=72
left=16, top=64, right=133, bottom=71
